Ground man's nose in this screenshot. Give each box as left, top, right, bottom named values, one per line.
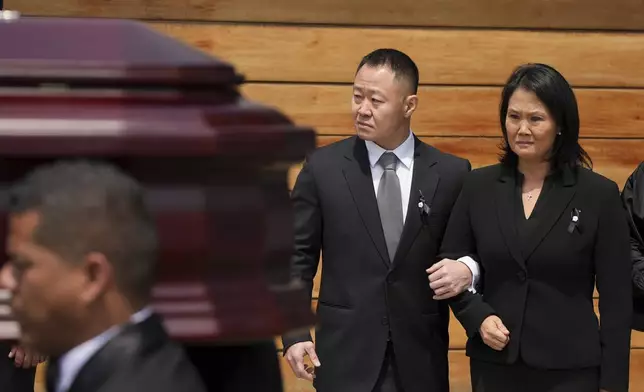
left=357, top=102, right=372, bottom=117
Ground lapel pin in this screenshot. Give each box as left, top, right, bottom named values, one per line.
left=418, top=190, right=431, bottom=224
left=568, top=208, right=581, bottom=234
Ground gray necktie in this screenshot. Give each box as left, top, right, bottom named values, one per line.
left=377, top=152, right=404, bottom=263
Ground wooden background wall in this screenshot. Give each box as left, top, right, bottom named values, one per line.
left=7, top=1, right=644, bottom=391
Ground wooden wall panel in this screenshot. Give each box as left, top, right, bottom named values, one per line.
left=633, top=350, right=644, bottom=392
left=12, top=0, right=644, bottom=31
left=304, top=136, right=643, bottom=189
left=242, top=84, right=644, bottom=138
left=152, top=23, right=644, bottom=87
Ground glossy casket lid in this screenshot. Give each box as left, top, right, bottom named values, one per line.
left=0, top=17, right=242, bottom=87
left=0, top=17, right=315, bottom=159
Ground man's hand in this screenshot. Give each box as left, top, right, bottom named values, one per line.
left=9, top=346, right=46, bottom=368
left=426, top=258, right=473, bottom=300
left=479, top=316, right=510, bottom=351
left=284, top=341, right=320, bottom=382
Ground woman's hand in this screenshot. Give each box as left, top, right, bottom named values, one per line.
left=479, top=315, right=510, bottom=351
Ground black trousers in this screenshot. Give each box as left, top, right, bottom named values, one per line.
left=470, top=358, right=599, bottom=392
left=184, top=340, right=283, bottom=392
left=372, top=341, right=405, bottom=392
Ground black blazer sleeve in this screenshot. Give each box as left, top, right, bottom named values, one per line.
left=621, top=162, right=644, bottom=297
left=281, top=158, right=322, bottom=352
left=438, top=175, right=495, bottom=337
left=595, top=181, right=633, bottom=392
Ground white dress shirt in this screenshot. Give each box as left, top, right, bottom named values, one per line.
left=55, top=306, right=154, bottom=392
left=364, top=130, right=480, bottom=292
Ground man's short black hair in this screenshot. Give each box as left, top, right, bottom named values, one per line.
left=9, top=160, right=158, bottom=305
left=357, top=48, right=419, bottom=94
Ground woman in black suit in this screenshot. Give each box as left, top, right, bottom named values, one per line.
left=434, top=63, right=632, bottom=392
left=621, top=162, right=644, bottom=332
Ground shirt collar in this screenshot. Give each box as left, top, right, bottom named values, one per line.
left=365, top=130, right=415, bottom=169
left=56, top=306, right=154, bottom=392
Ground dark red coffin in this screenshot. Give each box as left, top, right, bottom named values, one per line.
left=0, top=16, right=316, bottom=344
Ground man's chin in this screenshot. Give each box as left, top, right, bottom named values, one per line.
left=356, top=128, right=375, bottom=141
left=17, top=327, right=38, bottom=348
left=18, top=331, right=33, bottom=347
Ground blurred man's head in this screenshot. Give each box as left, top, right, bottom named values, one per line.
left=1, top=160, right=157, bottom=356
left=352, top=48, right=419, bottom=150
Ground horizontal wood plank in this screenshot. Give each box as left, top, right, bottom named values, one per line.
left=300, top=136, right=642, bottom=189
left=12, top=0, right=644, bottom=31
left=242, top=84, right=644, bottom=138
left=152, top=23, right=644, bottom=87
left=632, top=349, right=644, bottom=392
left=279, top=349, right=644, bottom=392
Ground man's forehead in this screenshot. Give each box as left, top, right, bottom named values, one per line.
left=355, top=66, right=395, bottom=83
left=353, top=66, right=410, bottom=96
left=353, top=83, right=385, bottom=94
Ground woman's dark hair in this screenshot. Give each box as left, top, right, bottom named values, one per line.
left=498, top=63, right=592, bottom=171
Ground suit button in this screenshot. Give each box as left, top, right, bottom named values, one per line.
left=381, top=316, right=389, bottom=326
left=517, top=271, right=527, bottom=282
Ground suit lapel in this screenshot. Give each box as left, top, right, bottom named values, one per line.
left=495, top=167, right=526, bottom=270
left=521, top=168, right=577, bottom=261
left=393, top=140, right=439, bottom=267
left=68, top=314, right=167, bottom=392
left=342, top=137, right=390, bottom=267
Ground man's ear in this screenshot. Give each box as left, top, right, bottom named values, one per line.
left=404, top=94, right=418, bottom=118
left=79, top=252, right=113, bottom=304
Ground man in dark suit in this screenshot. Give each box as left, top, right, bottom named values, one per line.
left=0, top=161, right=206, bottom=392
left=282, top=49, right=479, bottom=392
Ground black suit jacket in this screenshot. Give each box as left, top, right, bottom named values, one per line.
left=440, top=164, right=632, bottom=392
left=622, top=162, right=644, bottom=331
left=621, top=161, right=644, bottom=331
left=61, top=314, right=206, bottom=392
left=282, top=135, right=470, bottom=392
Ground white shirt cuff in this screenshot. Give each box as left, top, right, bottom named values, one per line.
left=457, top=256, right=480, bottom=294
